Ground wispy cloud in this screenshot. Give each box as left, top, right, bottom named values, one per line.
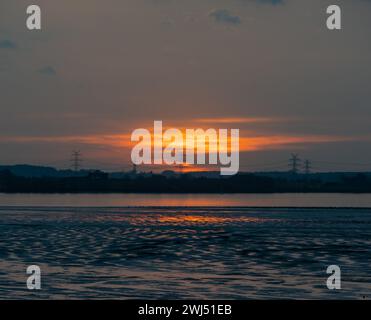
left=0, top=39, right=17, bottom=49
left=253, top=0, right=284, bottom=5
left=0, top=133, right=365, bottom=154
left=239, top=135, right=357, bottom=152
left=0, top=134, right=132, bottom=147
left=209, top=9, right=241, bottom=25
left=38, top=66, right=57, bottom=76
left=194, top=117, right=283, bottom=124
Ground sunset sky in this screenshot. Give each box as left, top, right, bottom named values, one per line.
left=1, top=0, right=371, bottom=172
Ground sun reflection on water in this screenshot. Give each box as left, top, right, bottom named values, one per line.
left=157, top=215, right=269, bottom=225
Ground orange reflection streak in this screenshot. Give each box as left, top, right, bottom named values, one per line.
left=157, top=215, right=271, bottom=224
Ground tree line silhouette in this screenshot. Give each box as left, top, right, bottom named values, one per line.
left=1, top=169, right=371, bottom=193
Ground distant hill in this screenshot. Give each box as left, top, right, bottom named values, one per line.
left=1, top=165, right=371, bottom=193
left=253, top=171, right=371, bottom=183
left=1, top=164, right=371, bottom=181
left=0, top=165, right=87, bottom=178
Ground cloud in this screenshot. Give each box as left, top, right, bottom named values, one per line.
left=256, top=0, right=284, bottom=4
left=194, top=117, right=282, bottom=124
left=38, top=66, right=57, bottom=76
left=0, top=134, right=132, bottom=148
left=239, top=135, right=358, bottom=152
left=0, top=133, right=365, bottom=154
left=209, top=9, right=241, bottom=25
left=249, top=0, right=284, bottom=4
left=0, top=39, right=17, bottom=49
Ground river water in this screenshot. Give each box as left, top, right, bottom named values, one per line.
left=0, top=194, right=370, bottom=299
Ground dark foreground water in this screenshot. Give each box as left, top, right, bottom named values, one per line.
left=0, top=206, right=370, bottom=299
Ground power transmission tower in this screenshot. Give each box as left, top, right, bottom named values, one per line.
left=304, top=160, right=311, bottom=174
left=289, top=153, right=301, bottom=174
left=71, top=151, right=82, bottom=171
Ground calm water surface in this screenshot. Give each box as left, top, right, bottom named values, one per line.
left=1, top=193, right=371, bottom=207
left=0, top=194, right=370, bottom=299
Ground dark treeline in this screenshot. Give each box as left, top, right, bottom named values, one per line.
left=1, top=169, right=371, bottom=193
